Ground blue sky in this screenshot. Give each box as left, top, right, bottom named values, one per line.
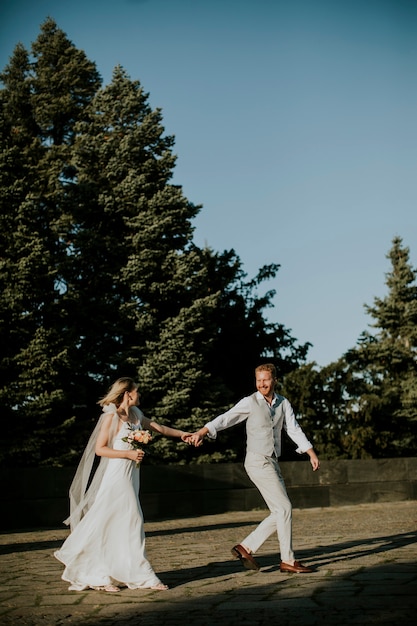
left=1, top=0, right=416, bottom=367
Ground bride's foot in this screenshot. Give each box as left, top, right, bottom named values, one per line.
left=91, top=585, right=120, bottom=593
left=150, top=583, right=169, bottom=591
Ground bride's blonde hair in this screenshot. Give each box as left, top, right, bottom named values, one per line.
left=98, top=377, right=137, bottom=407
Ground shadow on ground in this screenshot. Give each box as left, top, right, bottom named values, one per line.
left=1, top=528, right=416, bottom=626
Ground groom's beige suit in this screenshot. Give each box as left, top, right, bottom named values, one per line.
left=204, top=391, right=313, bottom=563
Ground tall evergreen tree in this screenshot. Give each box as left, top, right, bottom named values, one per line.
left=67, top=66, right=224, bottom=462
left=0, top=20, right=309, bottom=467
left=282, top=237, right=417, bottom=460
left=199, top=249, right=310, bottom=399
left=0, top=19, right=102, bottom=465
left=343, top=236, right=417, bottom=457
left=280, top=360, right=350, bottom=460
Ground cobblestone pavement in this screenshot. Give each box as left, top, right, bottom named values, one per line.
left=0, top=500, right=416, bottom=626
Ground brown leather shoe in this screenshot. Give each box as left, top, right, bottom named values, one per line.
left=280, top=560, right=313, bottom=573
left=231, top=544, right=260, bottom=571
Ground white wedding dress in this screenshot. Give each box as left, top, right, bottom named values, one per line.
left=54, top=415, right=162, bottom=591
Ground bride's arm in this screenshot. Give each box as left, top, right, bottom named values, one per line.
left=140, top=414, right=190, bottom=441
left=95, top=413, right=143, bottom=462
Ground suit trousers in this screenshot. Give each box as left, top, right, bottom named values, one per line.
left=241, top=451, right=294, bottom=564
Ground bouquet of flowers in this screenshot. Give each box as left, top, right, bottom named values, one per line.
left=122, top=428, right=152, bottom=467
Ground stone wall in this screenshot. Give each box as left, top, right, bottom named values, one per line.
left=1, top=457, right=416, bottom=530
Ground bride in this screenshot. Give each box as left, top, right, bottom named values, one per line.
left=55, top=377, right=193, bottom=592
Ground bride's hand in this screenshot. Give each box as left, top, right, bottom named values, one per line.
left=126, top=449, right=145, bottom=463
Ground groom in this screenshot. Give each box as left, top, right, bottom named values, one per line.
left=188, top=363, right=320, bottom=573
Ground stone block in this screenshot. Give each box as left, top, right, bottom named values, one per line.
left=141, top=464, right=205, bottom=493
left=243, top=488, right=267, bottom=510
left=329, top=483, right=373, bottom=506
left=288, top=486, right=330, bottom=509
left=369, top=481, right=412, bottom=502
left=318, top=460, right=349, bottom=486
left=281, top=461, right=321, bottom=486
left=406, top=457, right=417, bottom=479
left=347, top=458, right=408, bottom=483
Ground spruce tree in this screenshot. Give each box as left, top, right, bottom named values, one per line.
left=0, top=20, right=310, bottom=466
left=281, top=237, right=417, bottom=461
left=280, top=360, right=349, bottom=460
left=67, top=66, right=224, bottom=462
left=0, top=19, right=101, bottom=465
left=343, top=236, right=417, bottom=457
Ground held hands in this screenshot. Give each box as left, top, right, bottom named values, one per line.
left=181, top=432, right=205, bottom=447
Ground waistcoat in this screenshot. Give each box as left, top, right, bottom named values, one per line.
left=245, top=392, right=286, bottom=456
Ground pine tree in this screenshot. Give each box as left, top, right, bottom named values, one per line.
left=193, top=248, right=311, bottom=398
left=343, top=236, right=417, bottom=457
left=281, top=237, right=417, bottom=461
left=0, top=20, right=310, bottom=467
left=280, top=360, right=350, bottom=460
left=67, top=66, right=224, bottom=462
left=0, top=19, right=101, bottom=465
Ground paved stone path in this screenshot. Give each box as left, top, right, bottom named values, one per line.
left=0, top=500, right=416, bottom=625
